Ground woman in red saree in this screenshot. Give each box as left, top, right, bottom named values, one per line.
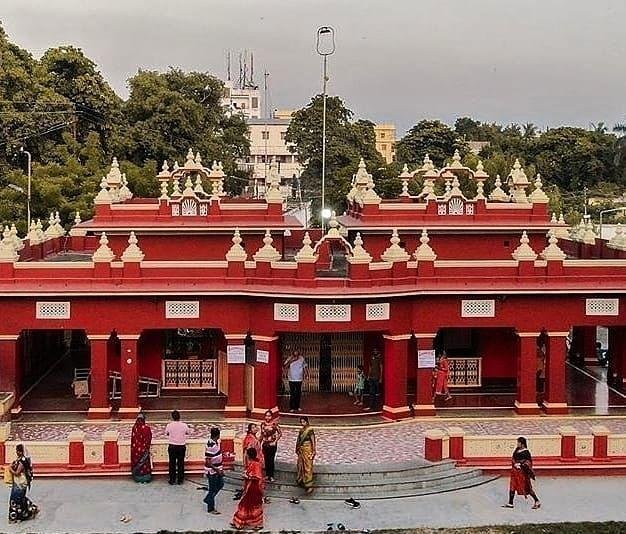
left=433, top=352, right=452, bottom=401
left=243, top=423, right=264, bottom=468
left=503, top=437, right=540, bottom=509
left=130, top=413, right=152, bottom=483
left=231, top=448, right=264, bottom=530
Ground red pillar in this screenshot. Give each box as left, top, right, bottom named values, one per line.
left=0, top=335, right=20, bottom=397
left=119, top=334, right=140, bottom=418
left=515, top=333, right=541, bottom=415
left=225, top=336, right=247, bottom=418
left=544, top=333, right=569, bottom=415
left=87, top=334, right=111, bottom=419
left=382, top=335, right=409, bottom=420
left=414, top=335, right=436, bottom=416
left=252, top=336, right=279, bottom=417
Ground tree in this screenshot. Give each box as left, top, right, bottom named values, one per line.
left=286, top=95, right=384, bottom=218
left=396, top=120, right=467, bottom=168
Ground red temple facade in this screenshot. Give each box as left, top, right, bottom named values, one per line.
left=1, top=149, right=626, bottom=421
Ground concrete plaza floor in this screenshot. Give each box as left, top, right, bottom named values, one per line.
left=2, top=475, right=625, bottom=533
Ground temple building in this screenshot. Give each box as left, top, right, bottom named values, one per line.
left=1, top=147, right=626, bottom=422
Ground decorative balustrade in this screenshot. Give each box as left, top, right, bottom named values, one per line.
left=448, top=357, right=482, bottom=388
left=162, top=359, right=217, bottom=389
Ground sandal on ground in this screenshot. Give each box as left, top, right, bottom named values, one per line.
left=209, top=510, right=221, bottom=515
left=289, top=497, right=300, bottom=504
left=532, top=502, right=541, bottom=509
left=501, top=504, right=514, bottom=508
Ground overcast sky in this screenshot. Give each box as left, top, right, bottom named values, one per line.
left=2, top=0, right=625, bottom=134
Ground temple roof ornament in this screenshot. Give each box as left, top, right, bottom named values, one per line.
left=182, top=177, right=196, bottom=197
left=512, top=231, right=538, bottom=261
left=94, top=177, right=112, bottom=205
left=609, top=224, right=626, bottom=251
left=582, top=219, right=597, bottom=245
left=105, top=157, right=122, bottom=187
left=35, top=219, right=45, bottom=242
left=551, top=213, right=558, bottom=224
left=569, top=220, right=585, bottom=242
left=348, top=158, right=373, bottom=205
left=554, top=213, right=570, bottom=240
left=74, top=211, right=82, bottom=225
left=528, top=173, right=549, bottom=203
left=414, top=229, right=437, bottom=262
left=381, top=228, right=410, bottom=263
left=171, top=177, right=182, bottom=198
left=507, top=159, right=530, bottom=203
left=157, top=160, right=171, bottom=180
left=540, top=230, right=566, bottom=261
left=195, top=152, right=203, bottom=169
left=45, top=213, right=59, bottom=239
left=194, top=175, right=207, bottom=197
left=449, top=149, right=464, bottom=169
left=185, top=148, right=195, bottom=168
left=294, top=232, right=318, bottom=263
left=225, top=228, right=248, bottom=262
left=347, top=232, right=372, bottom=264
left=265, top=157, right=284, bottom=203
left=54, top=212, right=65, bottom=236
left=399, top=164, right=411, bottom=197
left=159, top=181, right=170, bottom=200
left=474, top=160, right=489, bottom=180
left=118, top=173, right=133, bottom=202
left=447, top=176, right=464, bottom=198
left=121, top=231, right=145, bottom=262
left=92, top=232, right=115, bottom=262
left=207, top=160, right=226, bottom=198
left=253, top=229, right=281, bottom=262
left=173, top=161, right=180, bottom=172
left=26, top=221, right=39, bottom=246
left=327, top=212, right=342, bottom=238
left=489, top=174, right=509, bottom=202
left=0, top=227, right=18, bottom=262
left=10, top=224, right=23, bottom=251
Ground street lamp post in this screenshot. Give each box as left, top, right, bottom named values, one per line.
left=20, top=147, right=32, bottom=229
left=316, top=26, right=335, bottom=231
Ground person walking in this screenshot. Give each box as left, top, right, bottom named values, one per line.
left=230, top=448, right=265, bottom=530
left=352, top=365, right=366, bottom=406
left=364, top=348, right=382, bottom=411
left=295, top=416, right=316, bottom=495
left=243, top=423, right=264, bottom=468
left=503, top=436, right=541, bottom=509
left=284, top=350, right=307, bottom=413
left=433, top=352, right=452, bottom=402
left=203, top=427, right=224, bottom=515
left=260, top=410, right=282, bottom=482
left=130, top=412, right=152, bottom=483
left=165, top=410, right=189, bottom=485
left=7, top=444, right=38, bottom=523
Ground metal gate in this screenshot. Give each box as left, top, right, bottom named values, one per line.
left=280, top=332, right=363, bottom=393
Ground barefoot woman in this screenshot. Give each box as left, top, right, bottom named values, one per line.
left=295, top=416, right=316, bottom=495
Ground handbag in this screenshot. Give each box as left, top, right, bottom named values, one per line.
left=3, top=466, right=13, bottom=485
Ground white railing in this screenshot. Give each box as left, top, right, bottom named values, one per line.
left=448, top=357, right=482, bottom=388
left=162, top=359, right=217, bottom=389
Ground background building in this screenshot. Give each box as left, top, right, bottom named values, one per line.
left=221, top=80, right=261, bottom=119
left=374, top=123, right=396, bottom=163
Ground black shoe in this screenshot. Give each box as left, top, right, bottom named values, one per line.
left=344, top=498, right=360, bottom=509
left=168, top=481, right=175, bottom=485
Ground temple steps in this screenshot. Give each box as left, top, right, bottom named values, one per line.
left=222, top=459, right=499, bottom=500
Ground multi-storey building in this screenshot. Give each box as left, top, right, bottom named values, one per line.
left=374, top=123, right=396, bottom=163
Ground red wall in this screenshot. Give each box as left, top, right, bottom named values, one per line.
left=139, top=330, right=164, bottom=380
left=478, top=328, right=517, bottom=379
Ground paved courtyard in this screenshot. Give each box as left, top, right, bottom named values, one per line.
left=2, top=475, right=625, bottom=533
left=9, top=415, right=626, bottom=465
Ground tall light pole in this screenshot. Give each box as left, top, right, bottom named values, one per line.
left=20, top=147, right=32, bottom=229
left=316, top=26, right=335, bottom=231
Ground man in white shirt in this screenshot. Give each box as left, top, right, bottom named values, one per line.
left=165, top=409, right=190, bottom=484
left=284, top=350, right=307, bottom=412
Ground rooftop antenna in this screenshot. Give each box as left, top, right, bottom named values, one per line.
left=226, top=49, right=231, bottom=81
left=250, top=52, right=255, bottom=87
left=263, top=70, right=270, bottom=183
left=238, top=52, right=243, bottom=89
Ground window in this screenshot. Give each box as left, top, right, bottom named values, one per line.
left=380, top=132, right=386, bottom=138
left=262, top=131, right=269, bottom=140
left=251, top=97, right=258, bottom=108
left=280, top=132, right=287, bottom=140
left=241, top=102, right=246, bottom=109
left=381, top=144, right=387, bottom=150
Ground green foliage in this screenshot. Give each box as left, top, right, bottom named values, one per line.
left=286, top=95, right=384, bottom=219
left=396, top=120, right=468, bottom=168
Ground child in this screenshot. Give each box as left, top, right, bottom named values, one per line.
left=353, top=365, right=366, bottom=405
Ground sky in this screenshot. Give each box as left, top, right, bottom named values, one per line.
left=1, top=0, right=625, bottom=135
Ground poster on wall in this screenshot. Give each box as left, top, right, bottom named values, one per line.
left=417, top=349, right=436, bottom=368
left=256, top=349, right=269, bottom=364
left=227, top=345, right=246, bottom=364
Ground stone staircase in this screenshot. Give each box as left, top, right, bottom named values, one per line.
left=223, top=459, right=499, bottom=500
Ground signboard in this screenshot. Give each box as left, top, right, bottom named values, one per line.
left=227, top=345, right=246, bottom=364
left=417, top=349, right=436, bottom=369
left=256, top=349, right=269, bottom=364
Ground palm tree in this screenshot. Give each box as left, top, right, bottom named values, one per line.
left=522, top=122, right=538, bottom=139
left=614, top=122, right=626, bottom=166
left=591, top=121, right=608, bottom=134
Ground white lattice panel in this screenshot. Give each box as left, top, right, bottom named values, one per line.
left=181, top=198, right=198, bottom=216
left=274, top=303, right=299, bottom=322
left=466, top=203, right=474, bottom=215
left=199, top=203, right=208, bottom=216
left=448, top=197, right=464, bottom=215
left=586, top=298, right=619, bottom=316
left=366, top=303, right=390, bottom=321
left=437, top=204, right=447, bottom=215
left=461, top=299, right=495, bottom=318
left=171, top=204, right=180, bottom=216
left=316, top=304, right=351, bottom=322
left=165, top=300, right=200, bottom=319
left=36, top=301, right=70, bottom=319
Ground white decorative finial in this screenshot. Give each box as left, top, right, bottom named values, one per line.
left=9, top=224, right=23, bottom=251
left=121, top=231, right=145, bottom=262
left=381, top=228, right=410, bottom=263
left=0, top=226, right=18, bottom=262
left=512, top=230, right=538, bottom=261
left=540, top=229, right=566, bottom=260
left=226, top=228, right=248, bottom=262
left=74, top=211, right=81, bottom=225
left=348, top=232, right=373, bottom=264
left=94, top=176, right=112, bottom=205
left=529, top=173, right=549, bottom=203
left=414, top=229, right=437, bottom=261
left=294, top=231, right=317, bottom=263
left=489, top=174, right=509, bottom=202
left=195, top=151, right=203, bottom=168
left=92, top=232, right=115, bottom=262
left=185, top=148, right=195, bottom=167
left=182, top=176, right=195, bottom=197
left=253, top=229, right=281, bottom=262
